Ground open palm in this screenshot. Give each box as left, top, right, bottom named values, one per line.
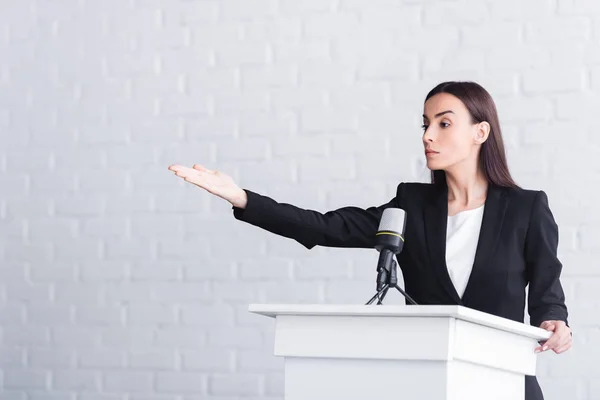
left=168, top=164, right=244, bottom=205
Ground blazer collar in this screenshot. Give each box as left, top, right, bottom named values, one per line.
left=423, top=182, right=509, bottom=305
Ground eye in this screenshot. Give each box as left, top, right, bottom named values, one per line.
left=421, top=122, right=449, bottom=131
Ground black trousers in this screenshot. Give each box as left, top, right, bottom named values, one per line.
left=526, top=375, right=544, bottom=400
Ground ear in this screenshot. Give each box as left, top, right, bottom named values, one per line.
left=474, top=121, right=490, bottom=144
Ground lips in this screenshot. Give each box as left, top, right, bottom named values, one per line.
left=425, top=149, right=439, bottom=154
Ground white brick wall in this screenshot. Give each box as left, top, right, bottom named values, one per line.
left=0, top=0, right=596, bottom=398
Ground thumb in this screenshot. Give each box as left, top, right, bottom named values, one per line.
left=540, top=321, right=556, bottom=331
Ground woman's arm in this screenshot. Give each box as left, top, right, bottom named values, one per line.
left=232, top=183, right=405, bottom=250
left=167, top=163, right=404, bottom=250
left=524, top=190, right=569, bottom=328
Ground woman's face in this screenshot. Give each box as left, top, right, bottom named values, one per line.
left=421, top=93, right=488, bottom=172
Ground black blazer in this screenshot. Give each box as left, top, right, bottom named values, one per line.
left=232, top=181, right=569, bottom=400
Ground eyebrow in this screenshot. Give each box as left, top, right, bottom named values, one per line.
left=422, top=110, right=455, bottom=119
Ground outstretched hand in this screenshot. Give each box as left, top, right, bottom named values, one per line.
left=535, top=320, right=572, bottom=354
left=168, top=164, right=247, bottom=208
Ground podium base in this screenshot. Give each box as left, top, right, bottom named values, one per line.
left=285, top=357, right=523, bottom=400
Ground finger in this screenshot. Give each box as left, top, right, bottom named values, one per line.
left=540, top=335, right=560, bottom=351
left=174, top=166, right=205, bottom=178
left=536, top=333, right=561, bottom=352
left=534, top=344, right=544, bottom=353
left=169, top=165, right=206, bottom=176
left=193, top=164, right=213, bottom=173
left=535, top=339, right=550, bottom=353
left=168, top=164, right=186, bottom=172
left=180, top=173, right=207, bottom=188
left=553, top=337, right=572, bottom=353
left=554, top=342, right=572, bottom=354
left=557, top=332, right=572, bottom=347
left=544, top=330, right=571, bottom=352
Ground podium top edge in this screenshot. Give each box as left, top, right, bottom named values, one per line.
left=247, top=303, right=552, bottom=340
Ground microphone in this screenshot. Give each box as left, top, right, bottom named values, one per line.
left=365, top=207, right=417, bottom=305
left=375, top=208, right=406, bottom=282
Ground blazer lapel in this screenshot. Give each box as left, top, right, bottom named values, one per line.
left=423, top=183, right=510, bottom=305
left=461, top=185, right=509, bottom=304
left=423, top=183, right=462, bottom=304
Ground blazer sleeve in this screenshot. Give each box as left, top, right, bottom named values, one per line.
left=231, top=183, right=405, bottom=250
left=525, top=190, right=569, bottom=328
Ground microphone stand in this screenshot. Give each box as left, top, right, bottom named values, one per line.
left=365, top=257, right=417, bottom=305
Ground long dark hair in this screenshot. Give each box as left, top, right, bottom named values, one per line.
left=425, top=81, right=519, bottom=188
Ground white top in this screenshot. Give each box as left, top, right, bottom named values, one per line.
left=445, top=205, right=485, bottom=299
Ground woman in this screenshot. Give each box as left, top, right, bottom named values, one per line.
left=168, top=81, right=571, bottom=399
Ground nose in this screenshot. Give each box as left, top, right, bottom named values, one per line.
left=422, top=127, right=434, bottom=144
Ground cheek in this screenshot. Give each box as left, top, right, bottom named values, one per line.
left=443, top=132, right=471, bottom=154
left=430, top=134, right=471, bottom=166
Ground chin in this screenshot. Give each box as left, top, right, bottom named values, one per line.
left=426, top=160, right=446, bottom=171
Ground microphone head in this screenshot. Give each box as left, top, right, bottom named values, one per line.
left=375, top=208, right=406, bottom=254
left=378, top=208, right=406, bottom=234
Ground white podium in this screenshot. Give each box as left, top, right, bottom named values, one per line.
left=249, top=304, right=552, bottom=400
